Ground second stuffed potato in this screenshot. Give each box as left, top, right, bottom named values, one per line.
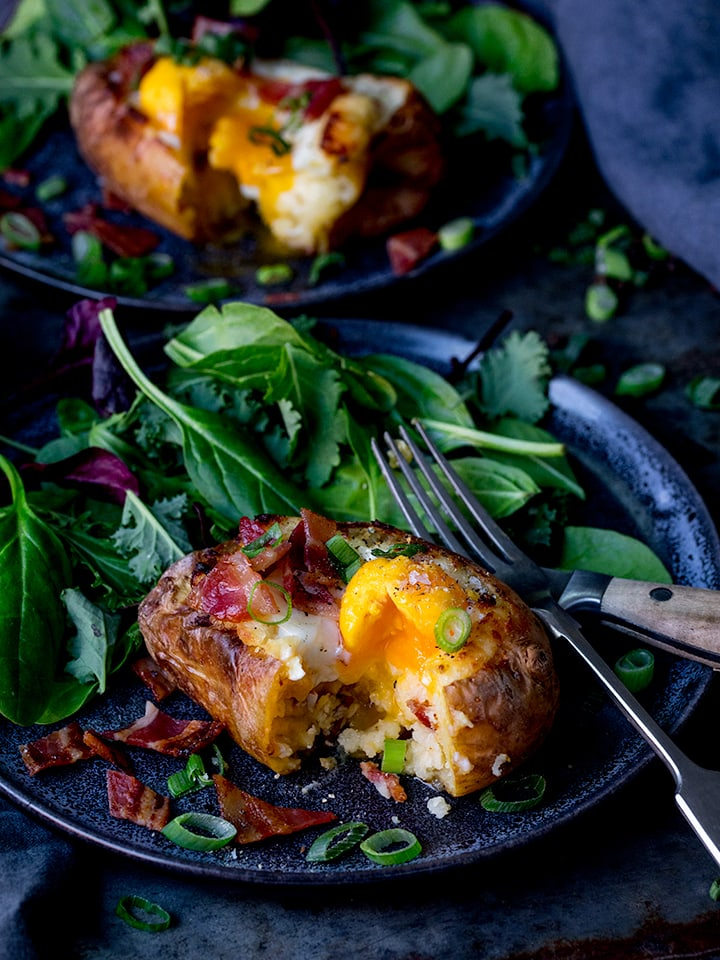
left=69, top=43, right=445, bottom=254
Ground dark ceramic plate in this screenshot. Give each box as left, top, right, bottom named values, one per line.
left=0, top=320, right=716, bottom=886
left=0, top=4, right=574, bottom=313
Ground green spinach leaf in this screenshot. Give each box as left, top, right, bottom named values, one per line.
left=0, top=455, right=73, bottom=724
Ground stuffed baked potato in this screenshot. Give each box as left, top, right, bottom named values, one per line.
left=69, top=42, right=445, bottom=254
left=138, top=510, right=559, bottom=798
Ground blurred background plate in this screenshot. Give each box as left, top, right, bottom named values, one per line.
left=0, top=2, right=574, bottom=313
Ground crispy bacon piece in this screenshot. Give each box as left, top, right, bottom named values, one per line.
left=19, top=721, right=94, bottom=776
left=64, top=203, right=160, bottom=257
left=196, top=551, right=278, bottom=622
left=214, top=774, right=336, bottom=844
left=386, top=226, right=437, bottom=276
left=83, top=730, right=133, bottom=772
left=107, top=769, right=170, bottom=831
left=102, top=701, right=224, bottom=757
left=360, top=761, right=408, bottom=802
left=237, top=515, right=293, bottom=572
left=131, top=654, right=177, bottom=701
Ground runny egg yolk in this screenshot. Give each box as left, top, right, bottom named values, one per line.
left=338, top=556, right=470, bottom=678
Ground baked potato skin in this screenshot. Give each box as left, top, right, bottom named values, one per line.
left=138, top=516, right=559, bottom=796
left=137, top=547, right=301, bottom=774
left=69, top=53, right=247, bottom=242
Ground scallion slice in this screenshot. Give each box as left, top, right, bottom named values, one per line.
left=161, top=812, right=236, bottom=851
left=479, top=773, right=546, bottom=813
left=0, top=211, right=41, bottom=250
left=36, top=175, right=67, bottom=202
left=370, top=543, right=427, bottom=559
left=381, top=738, right=407, bottom=775
left=360, top=828, right=422, bottom=866
left=184, top=278, right=235, bottom=304
left=585, top=282, right=618, bottom=322
left=438, top=216, right=474, bottom=251
left=615, top=362, right=665, bottom=398
left=167, top=753, right=212, bottom=799
left=434, top=608, right=471, bottom=653
left=246, top=580, right=292, bottom=624
left=325, top=534, right=363, bottom=582
left=256, top=263, right=294, bottom=286
left=614, top=648, right=655, bottom=692
left=241, top=522, right=283, bottom=558
left=709, top=878, right=720, bottom=901
left=306, top=821, right=369, bottom=862
left=115, top=895, right=171, bottom=932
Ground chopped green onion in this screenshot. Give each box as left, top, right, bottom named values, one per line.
left=0, top=211, right=41, bottom=251
left=110, top=257, right=149, bottom=296
left=210, top=743, right=227, bottom=775
left=256, top=263, right=294, bottom=286
left=35, top=175, right=68, bottom=202
left=144, top=251, right=175, bottom=281
left=596, top=224, right=631, bottom=249
left=370, top=543, right=427, bottom=559
left=614, top=648, right=655, bottom=692
left=248, top=125, right=291, bottom=156
left=434, top=607, right=471, bottom=653
left=437, top=216, right=475, bottom=251
left=306, top=821, right=369, bottom=862
left=709, top=878, right=720, bottom=901
left=479, top=772, right=546, bottom=812
left=641, top=233, right=669, bottom=261
left=246, top=580, right=292, bottom=624
left=360, top=828, right=422, bottom=866
left=72, top=230, right=107, bottom=287
left=595, top=245, right=633, bottom=281
left=687, top=375, right=720, bottom=410
left=308, top=251, right=345, bottom=286
left=325, top=534, right=363, bottom=582
left=615, top=362, right=665, bottom=398
left=241, top=522, right=283, bottom=558
left=167, top=753, right=213, bottom=799
left=162, top=812, right=236, bottom=851
left=184, top=278, right=235, bottom=304
left=585, top=282, right=618, bottom=322
left=115, top=895, right=171, bottom=933
left=381, top=738, right=407, bottom=774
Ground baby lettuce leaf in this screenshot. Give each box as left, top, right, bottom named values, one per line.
left=63, top=586, right=120, bottom=694
left=0, top=29, right=75, bottom=168
left=164, top=302, right=308, bottom=364
left=0, top=454, right=73, bottom=725
left=560, top=526, right=672, bottom=583
left=445, top=4, right=559, bottom=94
left=99, top=309, right=304, bottom=520
left=111, top=489, right=189, bottom=586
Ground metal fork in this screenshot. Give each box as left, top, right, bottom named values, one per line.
left=372, top=421, right=720, bottom=872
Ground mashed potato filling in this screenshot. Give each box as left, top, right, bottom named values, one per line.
left=237, top=553, right=499, bottom=794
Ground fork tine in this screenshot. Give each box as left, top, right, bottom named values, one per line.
left=370, top=436, right=433, bottom=541
left=409, top=421, right=522, bottom=566
left=378, top=432, right=469, bottom=558
left=392, top=425, right=504, bottom=572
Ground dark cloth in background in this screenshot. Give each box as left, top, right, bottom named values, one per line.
left=545, top=0, right=720, bottom=291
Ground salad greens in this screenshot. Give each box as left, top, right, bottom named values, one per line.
left=0, top=0, right=560, bottom=169
left=0, top=299, right=668, bottom=727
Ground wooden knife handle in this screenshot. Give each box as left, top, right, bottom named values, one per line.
left=600, top=579, right=720, bottom=665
